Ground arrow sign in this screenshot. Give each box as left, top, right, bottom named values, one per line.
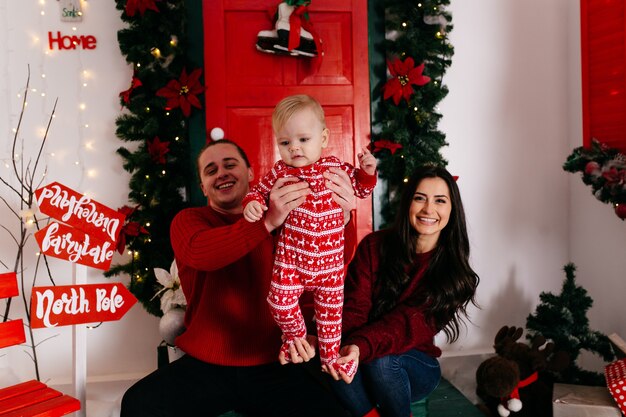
left=35, top=221, right=115, bottom=270
left=30, top=283, right=137, bottom=328
left=35, top=182, right=125, bottom=243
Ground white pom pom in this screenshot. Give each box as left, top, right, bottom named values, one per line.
left=159, top=307, right=186, bottom=345
left=507, top=398, right=522, bottom=412
left=210, top=127, right=225, bottom=141
left=497, top=404, right=510, bottom=417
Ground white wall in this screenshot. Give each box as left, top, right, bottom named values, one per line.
left=1, top=0, right=623, bottom=387
left=0, top=0, right=161, bottom=385
left=440, top=0, right=626, bottom=372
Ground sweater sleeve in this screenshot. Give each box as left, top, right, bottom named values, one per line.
left=242, top=162, right=282, bottom=208
left=170, top=208, right=270, bottom=272
left=346, top=303, right=437, bottom=363
left=341, top=233, right=437, bottom=363
left=337, top=161, right=377, bottom=199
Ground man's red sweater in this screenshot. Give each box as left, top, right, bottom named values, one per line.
left=170, top=205, right=356, bottom=366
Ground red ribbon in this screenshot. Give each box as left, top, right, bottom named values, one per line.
left=289, top=5, right=323, bottom=59
left=508, top=371, right=538, bottom=400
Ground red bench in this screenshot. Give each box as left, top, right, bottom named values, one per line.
left=0, top=272, right=80, bottom=417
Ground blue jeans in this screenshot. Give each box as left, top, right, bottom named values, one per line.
left=331, top=350, right=441, bottom=417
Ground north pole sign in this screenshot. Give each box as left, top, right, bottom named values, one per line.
left=30, top=283, right=136, bottom=328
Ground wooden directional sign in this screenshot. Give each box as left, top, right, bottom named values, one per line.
left=30, top=283, right=137, bottom=328
left=0, top=272, right=26, bottom=348
left=34, top=222, right=116, bottom=270
left=35, top=182, right=125, bottom=244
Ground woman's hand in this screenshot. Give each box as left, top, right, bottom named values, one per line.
left=323, top=168, right=356, bottom=225
left=278, top=335, right=318, bottom=365
left=264, top=177, right=310, bottom=232
left=322, top=344, right=360, bottom=384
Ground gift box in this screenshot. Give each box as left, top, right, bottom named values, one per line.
left=553, top=383, right=622, bottom=417
left=606, top=358, right=626, bottom=416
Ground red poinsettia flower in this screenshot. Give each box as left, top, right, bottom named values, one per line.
left=156, top=68, right=204, bottom=117
left=369, top=139, right=403, bottom=155
left=117, top=205, right=137, bottom=218
left=115, top=205, right=149, bottom=254
left=383, top=57, right=431, bottom=105
left=147, top=136, right=170, bottom=164
left=119, top=75, right=143, bottom=106
left=125, top=0, right=161, bottom=17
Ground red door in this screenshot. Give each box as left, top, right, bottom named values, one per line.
left=203, top=0, right=372, bottom=240
left=580, top=0, right=626, bottom=152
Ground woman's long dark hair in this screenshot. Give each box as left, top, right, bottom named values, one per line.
left=370, top=165, right=479, bottom=342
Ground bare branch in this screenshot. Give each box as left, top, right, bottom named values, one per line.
left=31, top=98, right=58, bottom=190
left=0, top=224, right=19, bottom=245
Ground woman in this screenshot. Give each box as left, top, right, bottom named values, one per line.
left=328, top=165, right=479, bottom=417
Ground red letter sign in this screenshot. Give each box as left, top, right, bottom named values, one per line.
left=30, top=283, right=137, bottom=328
left=34, top=222, right=115, bottom=270
left=35, top=182, right=125, bottom=244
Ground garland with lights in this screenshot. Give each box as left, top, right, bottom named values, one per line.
left=563, top=138, right=626, bottom=220
left=110, top=0, right=453, bottom=316
left=107, top=0, right=201, bottom=316
left=372, top=0, right=454, bottom=225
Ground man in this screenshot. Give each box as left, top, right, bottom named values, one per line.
left=121, top=139, right=359, bottom=417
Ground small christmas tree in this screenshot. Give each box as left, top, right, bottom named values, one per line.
left=526, top=263, right=614, bottom=385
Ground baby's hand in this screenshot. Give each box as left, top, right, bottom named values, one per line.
left=357, top=146, right=377, bottom=176
left=243, top=200, right=267, bottom=222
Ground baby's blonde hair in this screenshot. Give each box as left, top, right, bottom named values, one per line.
left=272, top=94, right=326, bottom=133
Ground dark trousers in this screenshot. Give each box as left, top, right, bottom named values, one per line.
left=121, top=354, right=349, bottom=417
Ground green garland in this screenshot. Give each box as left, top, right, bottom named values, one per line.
left=563, top=138, right=626, bottom=220
left=107, top=0, right=198, bottom=317
left=373, top=0, right=453, bottom=225
left=111, top=0, right=453, bottom=316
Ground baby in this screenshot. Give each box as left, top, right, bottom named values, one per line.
left=243, top=94, right=377, bottom=377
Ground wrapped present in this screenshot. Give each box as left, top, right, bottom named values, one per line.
left=553, top=383, right=621, bottom=417
left=606, top=358, right=626, bottom=415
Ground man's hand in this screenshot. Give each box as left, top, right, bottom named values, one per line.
left=324, top=168, right=356, bottom=225
left=322, top=344, right=360, bottom=384
left=278, top=335, right=318, bottom=365
left=264, top=177, right=310, bottom=232
left=243, top=201, right=266, bottom=222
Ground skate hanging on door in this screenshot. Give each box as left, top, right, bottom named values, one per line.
left=256, top=0, right=322, bottom=57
